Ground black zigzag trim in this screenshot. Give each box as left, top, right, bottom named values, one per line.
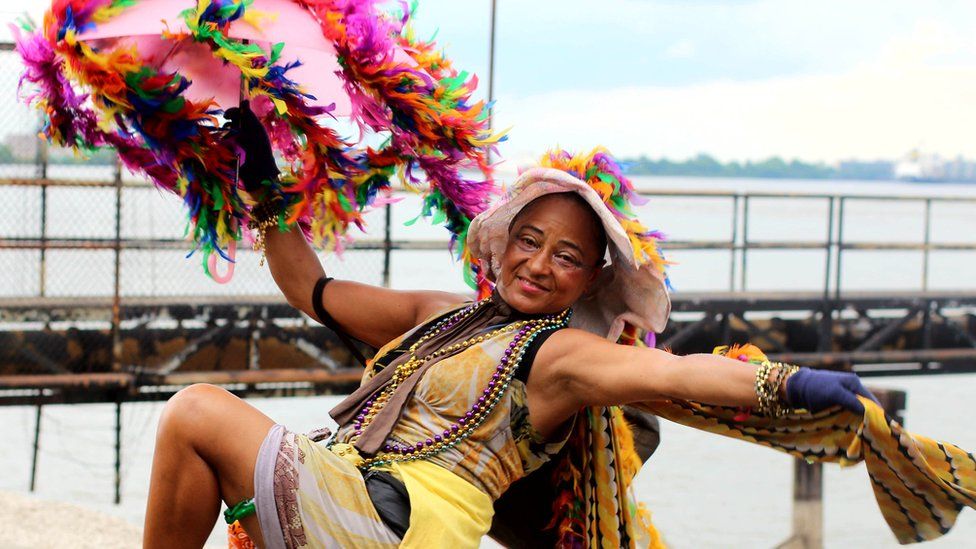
left=862, top=427, right=948, bottom=535
left=867, top=469, right=923, bottom=543
left=936, top=442, right=976, bottom=508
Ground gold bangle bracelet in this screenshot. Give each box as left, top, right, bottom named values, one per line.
left=755, top=361, right=799, bottom=418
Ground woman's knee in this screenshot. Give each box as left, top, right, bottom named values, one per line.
left=158, top=384, right=233, bottom=442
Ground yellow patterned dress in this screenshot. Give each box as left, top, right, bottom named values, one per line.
left=253, top=309, right=570, bottom=549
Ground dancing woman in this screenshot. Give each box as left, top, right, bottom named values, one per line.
left=143, top=106, right=972, bottom=548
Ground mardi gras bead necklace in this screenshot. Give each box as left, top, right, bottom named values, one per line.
left=343, top=298, right=571, bottom=469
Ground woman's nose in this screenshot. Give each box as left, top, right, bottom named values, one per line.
left=525, top=248, right=551, bottom=274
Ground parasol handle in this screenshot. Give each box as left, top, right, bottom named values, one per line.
left=206, top=50, right=248, bottom=286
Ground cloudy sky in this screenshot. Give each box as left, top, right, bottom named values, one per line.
left=4, top=0, right=976, bottom=165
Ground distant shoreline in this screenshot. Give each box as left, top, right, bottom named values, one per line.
left=622, top=154, right=976, bottom=183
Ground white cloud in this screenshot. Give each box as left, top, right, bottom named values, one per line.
left=876, top=19, right=972, bottom=68
left=664, top=39, right=695, bottom=59
left=493, top=63, right=976, bottom=166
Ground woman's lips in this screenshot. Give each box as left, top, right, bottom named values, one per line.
left=517, top=276, right=548, bottom=295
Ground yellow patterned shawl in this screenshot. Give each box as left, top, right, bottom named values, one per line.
left=552, top=346, right=976, bottom=547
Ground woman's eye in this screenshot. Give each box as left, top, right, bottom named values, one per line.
left=554, top=254, right=580, bottom=268
left=518, top=236, right=538, bottom=248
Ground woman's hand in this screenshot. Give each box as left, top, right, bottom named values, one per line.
left=785, top=368, right=880, bottom=414
left=223, top=101, right=279, bottom=192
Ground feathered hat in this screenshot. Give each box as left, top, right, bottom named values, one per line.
left=467, top=147, right=671, bottom=340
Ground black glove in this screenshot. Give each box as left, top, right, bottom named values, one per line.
left=223, top=100, right=279, bottom=192
left=786, top=367, right=880, bottom=414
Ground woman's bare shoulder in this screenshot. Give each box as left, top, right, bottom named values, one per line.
left=531, top=328, right=613, bottom=376
left=538, top=327, right=614, bottom=357
left=533, top=327, right=664, bottom=381
left=411, top=291, right=471, bottom=323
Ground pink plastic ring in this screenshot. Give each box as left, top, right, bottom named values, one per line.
left=208, top=239, right=237, bottom=284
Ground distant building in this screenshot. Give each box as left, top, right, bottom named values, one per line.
left=894, top=149, right=947, bottom=182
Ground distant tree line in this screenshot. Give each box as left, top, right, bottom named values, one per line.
left=0, top=143, right=118, bottom=165
left=624, top=154, right=895, bottom=180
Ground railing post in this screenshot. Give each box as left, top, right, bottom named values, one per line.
left=36, top=123, right=48, bottom=297
left=111, top=160, right=123, bottom=372
left=819, top=197, right=835, bottom=351
left=29, top=404, right=42, bottom=492
left=114, top=398, right=122, bottom=504
left=729, top=195, right=739, bottom=291
left=833, top=198, right=846, bottom=303
left=922, top=198, right=932, bottom=291
left=741, top=195, right=750, bottom=291
left=382, top=202, right=392, bottom=287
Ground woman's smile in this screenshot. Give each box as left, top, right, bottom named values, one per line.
left=516, top=275, right=549, bottom=295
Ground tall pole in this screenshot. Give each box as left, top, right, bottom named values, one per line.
left=488, top=0, right=497, bottom=110
left=486, top=0, right=497, bottom=165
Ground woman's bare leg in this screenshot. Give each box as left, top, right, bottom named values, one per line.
left=143, top=384, right=276, bottom=548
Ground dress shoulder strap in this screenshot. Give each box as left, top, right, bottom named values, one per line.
left=513, top=326, right=564, bottom=383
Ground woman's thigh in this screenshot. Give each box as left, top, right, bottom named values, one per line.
left=161, top=384, right=276, bottom=539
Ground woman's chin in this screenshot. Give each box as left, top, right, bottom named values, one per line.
left=497, top=284, right=540, bottom=312
left=498, top=284, right=563, bottom=315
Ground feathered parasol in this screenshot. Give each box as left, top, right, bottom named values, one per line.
left=13, top=0, right=502, bottom=281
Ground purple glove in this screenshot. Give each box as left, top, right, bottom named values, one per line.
left=223, top=100, right=279, bottom=192
left=785, top=367, right=880, bottom=414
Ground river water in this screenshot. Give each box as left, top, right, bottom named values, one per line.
left=1, top=175, right=975, bottom=547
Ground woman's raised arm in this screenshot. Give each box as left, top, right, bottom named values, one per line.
left=228, top=102, right=467, bottom=349
left=263, top=225, right=466, bottom=348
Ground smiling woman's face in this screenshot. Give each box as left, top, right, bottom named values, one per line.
left=497, top=193, right=606, bottom=314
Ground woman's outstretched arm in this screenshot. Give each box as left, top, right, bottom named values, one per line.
left=526, top=328, right=876, bottom=436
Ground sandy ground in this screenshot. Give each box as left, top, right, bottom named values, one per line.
left=0, top=490, right=143, bottom=549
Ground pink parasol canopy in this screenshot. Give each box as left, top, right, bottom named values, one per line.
left=72, top=0, right=409, bottom=281
left=78, top=0, right=363, bottom=114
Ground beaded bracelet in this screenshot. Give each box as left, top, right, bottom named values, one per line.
left=754, top=361, right=799, bottom=418
left=754, top=361, right=776, bottom=416
left=248, top=193, right=284, bottom=267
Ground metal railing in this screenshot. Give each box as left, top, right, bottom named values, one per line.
left=4, top=178, right=976, bottom=297
left=647, top=190, right=976, bottom=296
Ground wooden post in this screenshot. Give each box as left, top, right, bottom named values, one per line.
left=777, top=387, right=905, bottom=548
left=776, top=461, right=824, bottom=549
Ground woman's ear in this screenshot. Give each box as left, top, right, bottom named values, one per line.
left=582, top=264, right=604, bottom=299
